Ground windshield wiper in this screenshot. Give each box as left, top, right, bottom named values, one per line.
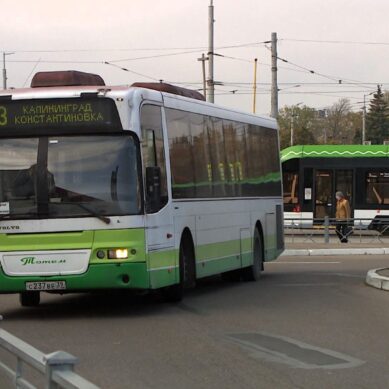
left=74, top=203, right=111, bottom=225
left=51, top=202, right=111, bottom=225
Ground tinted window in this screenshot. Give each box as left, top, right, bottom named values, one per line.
left=190, top=113, right=212, bottom=198
left=166, top=108, right=281, bottom=199
left=209, top=117, right=226, bottom=197
left=166, top=109, right=195, bottom=198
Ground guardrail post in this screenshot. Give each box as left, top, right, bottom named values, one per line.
left=324, top=216, right=330, bottom=244
left=44, top=351, right=78, bottom=389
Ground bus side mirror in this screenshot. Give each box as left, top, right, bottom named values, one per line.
left=146, top=166, right=161, bottom=213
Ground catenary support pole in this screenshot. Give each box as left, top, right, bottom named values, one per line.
left=208, top=0, right=215, bottom=103
left=3, top=53, right=7, bottom=90
left=198, top=53, right=208, bottom=100
left=253, top=58, right=258, bottom=113
left=2, top=52, right=14, bottom=90
left=362, top=94, right=366, bottom=144
left=271, top=32, right=278, bottom=118
left=290, top=109, right=294, bottom=146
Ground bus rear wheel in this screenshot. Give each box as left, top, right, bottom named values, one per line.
left=241, top=228, right=263, bottom=282
left=162, top=233, right=195, bottom=302
left=20, top=291, right=40, bottom=307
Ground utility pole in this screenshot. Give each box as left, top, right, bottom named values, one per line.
left=362, top=91, right=374, bottom=144
left=270, top=32, right=278, bottom=118
left=3, top=53, right=6, bottom=90
left=2, top=52, right=14, bottom=89
left=362, top=94, right=366, bottom=144
left=207, top=0, right=215, bottom=103
left=3, top=53, right=7, bottom=90
left=198, top=53, right=208, bottom=100
left=252, top=58, right=258, bottom=113
left=290, top=103, right=302, bottom=146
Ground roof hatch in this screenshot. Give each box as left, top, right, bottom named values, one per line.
left=31, top=70, right=105, bottom=88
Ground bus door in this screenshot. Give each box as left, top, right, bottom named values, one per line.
left=141, top=105, right=175, bottom=284
left=314, top=170, right=333, bottom=219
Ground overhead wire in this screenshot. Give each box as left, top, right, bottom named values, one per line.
left=282, top=38, right=389, bottom=46
left=4, top=38, right=385, bottom=108
left=2, top=40, right=270, bottom=56
left=103, top=61, right=160, bottom=81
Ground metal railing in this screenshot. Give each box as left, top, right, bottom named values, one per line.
left=284, top=217, right=389, bottom=244
left=0, top=317, right=99, bottom=389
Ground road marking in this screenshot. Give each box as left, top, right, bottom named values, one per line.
left=225, top=332, right=364, bottom=370
left=314, top=272, right=365, bottom=279
left=276, top=283, right=338, bottom=287
left=271, top=261, right=341, bottom=264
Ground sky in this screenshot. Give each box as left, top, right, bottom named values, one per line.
left=2, top=0, right=389, bottom=115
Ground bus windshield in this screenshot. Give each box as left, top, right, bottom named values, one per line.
left=0, top=135, right=141, bottom=220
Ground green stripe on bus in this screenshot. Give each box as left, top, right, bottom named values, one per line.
left=172, top=172, right=281, bottom=189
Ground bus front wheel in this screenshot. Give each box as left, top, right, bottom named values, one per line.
left=20, top=291, right=40, bottom=307
left=242, top=228, right=263, bottom=282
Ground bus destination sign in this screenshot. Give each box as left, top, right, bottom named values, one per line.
left=0, top=97, right=122, bottom=135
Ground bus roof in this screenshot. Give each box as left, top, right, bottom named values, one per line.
left=281, top=144, right=389, bottom=163
left=0, top=85, right=277, bottom=131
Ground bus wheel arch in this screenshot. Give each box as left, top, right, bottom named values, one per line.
left=242, top=222, right=264, bottom=281
left=255, top=221, right=265, bottom=270
left=161, top=227, right=196, bottom=302
left=179, top=227, right=196, bottom=289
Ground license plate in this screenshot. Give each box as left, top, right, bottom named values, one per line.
left=25, top=281, right=66, bottom=291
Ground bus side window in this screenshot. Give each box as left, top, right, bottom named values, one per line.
left=141, top=105, right=168, bottom=211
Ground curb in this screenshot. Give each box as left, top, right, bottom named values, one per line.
left=365, top=268, right=389, bottom=291
left=282, top=248, right=389, bottom=257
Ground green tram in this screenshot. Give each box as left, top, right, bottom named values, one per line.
left=281, top=145, right=389, bottom=225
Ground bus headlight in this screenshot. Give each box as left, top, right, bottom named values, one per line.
left=108, top=249, right=128, bottom=259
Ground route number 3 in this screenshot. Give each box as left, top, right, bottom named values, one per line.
left=0, top=106, right=7, bottom=126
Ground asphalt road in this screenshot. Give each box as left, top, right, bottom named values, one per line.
left=0, top=255, right=388, bottom=389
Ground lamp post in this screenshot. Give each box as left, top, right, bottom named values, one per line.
left=290, top=102, right=303, bottom=146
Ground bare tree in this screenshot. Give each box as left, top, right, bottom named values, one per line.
left=325, top=98, right=351, bottom=143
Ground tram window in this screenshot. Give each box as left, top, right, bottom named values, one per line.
left=283, top=172, right=299, bottom=204
left=365, top=171, right=389, bottom=204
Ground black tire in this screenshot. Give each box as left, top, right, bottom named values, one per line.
left=241, top=228, right=263, bottom=282
left=20, top=291, right=40, bottom=307
left=162, top=234, right=195, bottom=302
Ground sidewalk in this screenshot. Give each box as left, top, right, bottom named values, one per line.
left=283, top=240, right=389, bottom=257
left=366, top=268, right=389, bottom=291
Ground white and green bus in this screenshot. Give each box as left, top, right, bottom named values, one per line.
left=0, top=71, right=284, bottom=306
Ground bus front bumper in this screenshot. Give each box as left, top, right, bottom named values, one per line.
left=0, top=262, right=150, bottom=294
